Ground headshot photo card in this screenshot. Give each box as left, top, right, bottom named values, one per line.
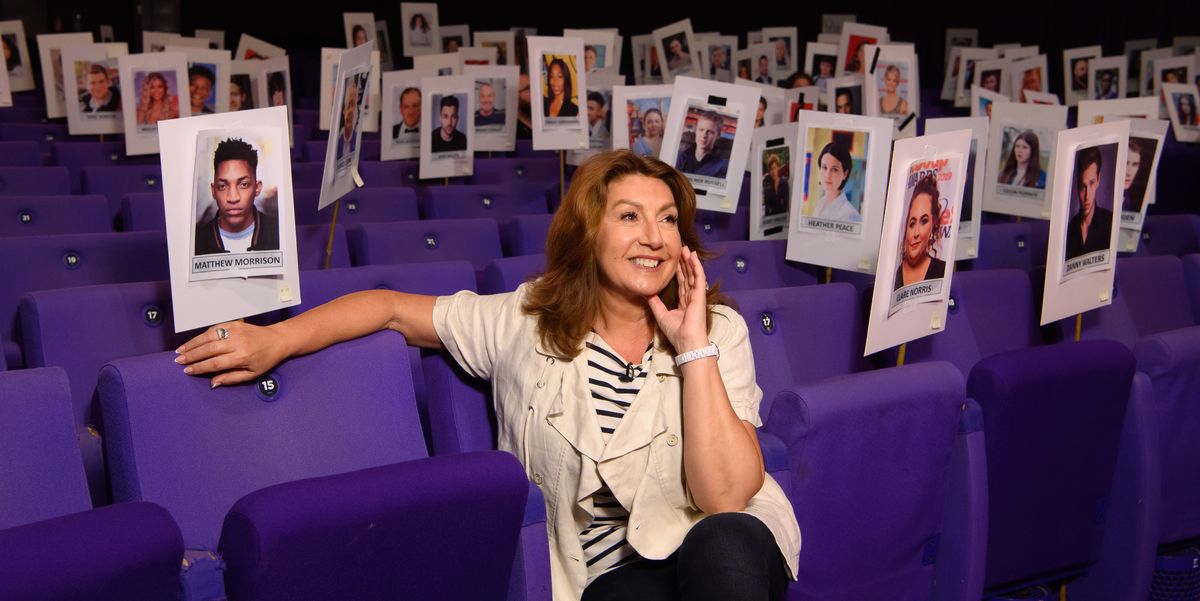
left=527, top=36, right=589, bottom=151
left=971, top=57, right=1011, bottom=98
left=837, top=23, right=888, bottom=77
left=567, top=72, right=622, bottom=165
left=564, top=29, right=619, bottom=75
left=941, top=46, right=965, bottom=102
left=652, top=19, right=701, bottom=84
left=745, top=43, right=776, bottom=86
left=785, top=86, right=820, bottom=122
left=698, top=34, right=737, bottom=83
left=786, top=110, right=893, bottom=273
left=632, top=34, right=662, bottom=85
left=159, top=106, right=299, bottom=331
left=611, top=84, right=672, bottom=157
left=1162, top=82, right=1200, bottom=143
left=62, top=43, right=127, bottom=136
left=1063, top=45, right=1103, bottom=107
left=464, top=64, right=519, bottom=153
left=1139, top=48, right=1174, bottom=98
left=658, top=76, right=759, bottom=213
left=862, top=44, right=919, bottom=137
left=1087, top=56, right=1127, bottom=101
left=924, top=116, right=989, bottom=260
left=1123, top=39, right=1158, bottom=91
left=375, top=20, right=395, bottom=70
left=1117, top=118, right=1168, bottom=240
left=824, top=75, right=865, bottom=116
left=736, top=78, right=786, bottom=128
left=983, top=101, right=1067, bottom=219
left=944, top=28, right=978, bottom=68
left=955, top=47, right=999, bottom=108
left=0, top=20, right=35, bottom=92
left=473, top=31, right=515, bottom=66
left=1007, top=54, right=1049, bottom=102
left=1041, top=120, right=1129, bottom=325
left=806, top=42, right=840, bottom=89
left=0, top=57, right=10, bottom=107
left=234, top=34, right=285, bottom=62
left=1152, top=56, right=1196, bottom=117
left=419, top=75, right=474, bottom=179
left=749, top=122, right=797, bottom=241
left=343, top=12, right=376, bottom=50
left=400, top=2, right=441, bottom=58
left=318, top=44, right=372, bottom=210
left=163, top=46, right=231, bottom=117
left=253, top=56, right=292, bottom=142
left=439, top=25, right=469, bottom=55
left=118, top=52, right=192, bottom=156
left=865, top=128, right=972, bottom=356
left=37, top=32, right=93, bottom=119
left=1077, top=96, right=1157, bottom=127
left=761, top=26, right=798, bottom=80
left=971, top=84, right=1009, bottom=119
left=381, top=69, right=433, bottom=161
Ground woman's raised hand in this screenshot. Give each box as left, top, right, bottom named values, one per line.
left=175, top=321, right=289, bottom=388
left=647, top=245, right=710, bottom=354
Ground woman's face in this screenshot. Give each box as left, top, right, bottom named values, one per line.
left=1124, top=148, right=1141, bottom=190
left=643, top=111, right=662, bottom=137
left=272, top=89, right=285, bottom=106
left=755, top=102, right=765, bottom=125
left=229, top=81, right=243, bottom=110
left=549, top=63, right=564, bottom=97
left=354, top=29, right=368, bottom=47
left=1181, top=95, right=1195, bottom=114
left=819, top=152, right=847, bottom=198
left=885, top=70, right=899, bottom=93
left=148, top=77, right=166, bottom=101
left=769, top=160, right=780, bottom=179
left=413, top=15, right=426, bottom=29
left=904, top=193, right=935, bottom=266
left=594, top=174, right=681, bottom=303
left=1013, top=138, right=1031, bottom=165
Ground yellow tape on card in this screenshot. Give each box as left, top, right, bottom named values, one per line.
left=931, top=315, right=943, bottom=330
left=279, top=284, right=293, bottom=303
left=1100, top=289, right=1111, bottom=302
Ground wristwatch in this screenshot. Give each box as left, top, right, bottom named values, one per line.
left=675, top=342, right=719, bottom=366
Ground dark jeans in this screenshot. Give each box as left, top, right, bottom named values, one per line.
left=581, top=512, right=790, bottom=601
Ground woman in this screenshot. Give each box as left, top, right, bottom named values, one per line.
left=136, top=72, right=180, bottom=126
left=810, top=142, right=862, bottom=222
left=543, top=57, right=578, bottom=118
left=409, top=14, right=431, bottom=47
left=230, top=75, right=253, bottom=111
left=755, top=97, right=767, bottom=127
left=352, top=24, right=369, bottom=48
left=176, top=150, right=800, bottom=601
left=631, top=107, right=664, bottom=157
left=762, top=153, right=788, bottom=216
left=879, top=64, right=909, bottom=115
left=998, top=130, right=1045, bottom=188
left=1123, top=138, right=1150, bottom=213
left=1177, top=93, right=1197, bottom=126
left=268, top=72, right=286, bottom=107
left=894, top=173, right=946, bottom=290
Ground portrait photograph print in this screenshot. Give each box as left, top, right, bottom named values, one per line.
left=164, top=46, right=231, bottom=117
left=610, top=84, right=671, bottom=157
left=1041, top=120, right=1129, bottom=325
left=864, top=128, right=971, bottom=356
left=701, top=35, right=736, bottom=83
left=806, top=42, right=839, bottom=88
left=863, top=44, right=919, bottom=136
left=658, top=77, right=759, bottom=213
left=1162, top=82, right=1200, bottom=143
left=159, top=106, right=299, bottom=332
left=36, top=32, right=93, bottom=119
left=787, top=110, right=893, bottom=273
left=970, top=84, right=1007, bottom=119
left=837, top=23, right=888, bottom=77
left=463, top=64, right=518, bottom=152
left=983, top=102, right=1067, bottom=219
left=1088, top=56, right=1126, bottom=101
left=119, top=51, right=192, bottom=155
left=1118, top=118, right=1167, bottom=237
left=761, top=27, right=798, bottom=80
left=567, top=72, right=622, bottom=166
left=419, top=75, right=474, bottom=179
left=255, top=57, right=291, bottom=120
left=1, top=20, right=35, bottom=92
left=652, top=19, right=700, bottom=83
left=925, top=116, right=989, bottom=261
left=972, top=57, right=1010, bottom=98
left=750, top=123, right=796, bottom=240
left=318, top=48, right=382, bottom=132
left=527, top=36, right=588, bottom=151
left=474, top=31, right=514, bottom=66
left=1138, top=48, right=1173, bottom=98
left=1009, top=54, right=1048, bottom=102
left=1062, top=45, right=1102, bottom=107
left=189, top=128, right=286, bottom=282
left=824, top=75, right=864, bottom=116
left=381, top=69, right=430, bottom=161
left=564, top=29, right=619, bottom=75
left=62, top=43, right=125, bottom=136
left=344, top=12, right=376, bottom=50
left=955, top=47, right=999, bottom=108
left=736, top=78, right=785, bottom=127
left=318, top=43, right=372, bottom=210
left=440, top=25, right=468, bottom=55
left=400, top=2, right=441, bottom=58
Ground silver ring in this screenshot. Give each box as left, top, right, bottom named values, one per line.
left=216, top=327, right=230, bottom=341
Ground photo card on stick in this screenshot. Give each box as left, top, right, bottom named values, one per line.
left=806, top=41, right=840, bottom=89
left=1162, top=82, right=1200, bottom=142
left=375, top=20, right=394, bottom=70
left=697, top=34, right=736, bottom=83
left=982, top=101, right=1067, bottom=219
left=658, top=76, right=759, bottom=213
left=652, top=19, right=701, bottom=84
left=736, top=78, right=786, bottom=127
left=1041, top=120, right=1129, bottom=325
left=62, top=43, right=127, bottom=135
left=837, top=23, right=888, bottom=76
left=400, top=3, right=441, bottom=57
left=955, top=47, right=998, bottom=107
left=611, top=84, right=672, bottom=156
left=474, top=30, right=515, bottom=66
left=317, top=44, right=372, bottom=210
left=864, top=128, right=972, bottom=356
left=1123, top=38, right=1157, bottom=90
left=1022, top=90, right=1060, bottom=105
left=458, top=46, right=498, bottom=68
left=163, top=46, right=231, bottom=116
left=941, top=46, right=964, bottom=102
left=118, top=51, right=191, bottom=155
left=785, top=110, right=894, bottom=273
left=1062, top=45, right=1103, bottom=106
left=822, top=14, right=856, bottom=34
left=419, top=75, right=474, bottom=179
left=343, top=12, right=376, bottom=49
left=1117, top=118, right=1168, bottom=241
left=439, top=25, right=469, bottom=54
left=970, top=84, right=1009, bottom=119
left=567, top=72, right=622, bottom=165
left=824, top=75, right=864, bottom=116
left=863, top=44, right=919, bottom=136
left=253, top=56, right=292, bottom=138
left=971, top=57, right=1010, bottom=98
left=0, top=20, right=35, bottom=92
left=749, top=122, right=796, bottom=240
left=527, top=36, right=589, bottom=151
left=944, top=28, right=978, bottom=66
left=1087, top=56, right=1126, bottom=101
left=37, top=32, right=93, bottom=119
left=160, top=105, right=299, bottom=332
left=564, top=29, right=619, bottom=75
left=381, top=68, right=433, bottom=161
left=761, top=27, right=798, bottom=80
left=1139, top=48, right=1174, bottom=97
left=464, top=64, right=519, bottom=153
left=924, top=116, right=988, bottom=260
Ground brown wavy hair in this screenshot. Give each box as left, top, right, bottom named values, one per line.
left=522, top=149, right=729, bottom=358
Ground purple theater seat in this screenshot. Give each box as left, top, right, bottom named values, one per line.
left=695, top=179, right=751, bottom=242
left=1027, top=219, right=1050, bottom=268
left=292, top=109, right=317, bottom=134
left=0, top=501, right=183, bottom=601
left=0, top=231, right=169, bottom=369
left=727, top=283, right=866, bottom=419
left=764, top=362, right=977, bottom=601
left=972, top=222, right=1035, bottom=272
left=508, top=213, right=553, bottom=257
left=482, top=254, right=545, bottom=295
left=466, top=157, right=560, bottom=187
left=295, top=223, right=351, bottom=270
left=292, top=123, right=309, bottom=149
left=0, top=106, right=45, bottom=123
left=304, top=138, right=382, bottom=162
left=119, top=192, right=165, bottom=231
left=220, top=451, right=528, bottom=601
left=898, top=269, right=1041, bottom=377
left=0, top=140, right=43, bottom=165
left=1138, top=214, right=1200, bottom=257
left=1134, top=327, right=1200, bottom=547
left=293, top=186, right=419, bottom=226
left=349, top=218, right=503, bottom=284
left=512, top=139, right=537, bottom=157
left=290, top=162, right=324, bottom=189
left=0, top=194, right=112, bottom=236
left=420, top=183, right=551, bottom=255
left=706, top=239, right=818, bottom=292
left=0, top=166, right=70, bottom=196
left=1073, top=255, right=1196, bottom=348
left=968, top=341, right=1133, bottom=593
left=0, top=123, right=70, bottom=164
left=0, top=367, right=90, bottom=529
left=1184, top=254, right=1200, bottom=325
left=80, top=164, right=163, bottom=218
left=359, top=160, right=426, bottom=186
left=54, top=141, right=158, bottom=194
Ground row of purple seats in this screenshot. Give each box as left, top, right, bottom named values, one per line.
left=0, top=194, right=112, bottom=237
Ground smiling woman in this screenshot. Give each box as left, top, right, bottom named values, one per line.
left=174, top=149, right=800, bottom=601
